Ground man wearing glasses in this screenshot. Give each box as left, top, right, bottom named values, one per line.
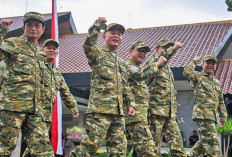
left=183, top=55, right=227, bottom=157
left=147, top=39, right=187, bottom=157
left=0, top=12, right=54, bottom=156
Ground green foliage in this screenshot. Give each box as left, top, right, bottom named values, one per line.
left=217, top=119, right=232, bottom=136
left=226, top=0, right=232, bottom=11
left=127, top=151, right=132, bottom=157
left=94, top=152, right=108, bottom=157
left=94, top=151, right=133, bottom=157
left=66, top=126, right=86, bottom=141
left=94, top=152, right=133, bottom=157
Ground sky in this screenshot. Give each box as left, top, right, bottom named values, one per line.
left=0, top=0, right=232, bottom=33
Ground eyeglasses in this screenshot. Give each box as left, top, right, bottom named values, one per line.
left=25, top=23, right=42, bottom=29
left=162, top=45, right=172, bottom=49
left=205, top=61, right=216, bottom=65
left=137, top=48, right=147, bottom=53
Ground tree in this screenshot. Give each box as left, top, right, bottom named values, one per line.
left=226, top=0, right=232, bottom=11
left=217, top=118, right=232, bottom=157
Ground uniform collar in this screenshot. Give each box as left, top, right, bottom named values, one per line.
left=45, top=61, right=56, bottom=70
left=128, top=59, right=140, bottom=67
left=201, top=71, right=215, bottom=79
left=101, top=45, right=118, bottom=54
left=20, top=34, right=40, bottom=47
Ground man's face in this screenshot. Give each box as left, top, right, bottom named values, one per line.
left=129, top=48, right=147, bottom=65
left=103, top=29, right=122, bottom=51
left=156, top=45, right=171, bottom=54
left=43, top=43, right=58, bottom=61
left=202, top=60, right=216, bottom=76
left=23, top=20, right=45, bottom=40
left=156, top=46, right=165, bottom=54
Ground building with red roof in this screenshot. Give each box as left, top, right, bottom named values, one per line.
left=1, top=12, right=232, bottom=146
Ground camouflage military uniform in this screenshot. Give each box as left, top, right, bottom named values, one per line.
left=183, top=57, right=227, bottom=157
left=0, top=24, right=7, bottom=85
left=0, top=12, right=54, bottom=156
left=147, top=47, right=186, bottom=157
left=0, top=60, right=6, bottom=84
left=43, top=62, right=79, bottom=127
left=22, top=62, right=79, bottom=157
left=125, top=59, right=157, bottom=157
left=70, top=19, right=135, bottom=157
left=0, top=23, right=8, bottom=44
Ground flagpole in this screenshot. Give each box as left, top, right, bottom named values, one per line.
left=51, top=0, right=63, bottom=155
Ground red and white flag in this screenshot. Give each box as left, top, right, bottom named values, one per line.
left=51, top=0, right=63, bottom=155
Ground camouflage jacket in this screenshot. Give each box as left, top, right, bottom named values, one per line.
left=0, top=24, right=7, bottom=83
left=125, top=59, right=158, bottom=124
left=147, top=47, right=177, bottom=118
left=83, top=19, right=135, bottom=115
left=183, top=58, right=227, bottom=122
left=43, top=63, right=79, bottom=122
left=0, top=24, right=8, bottom=45
left=0, top=34, right=46, bottom=118
left=0, top=60, right=6, bottom=83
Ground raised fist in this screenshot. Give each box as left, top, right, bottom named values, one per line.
left=156, top=56, right=167, bottom=67
left=2, top=19, right=13, bottom=29
left=98, top=17, right=107, bottom=23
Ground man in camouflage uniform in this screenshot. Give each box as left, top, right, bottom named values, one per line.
left=183, top=55, right=227, bottom=157
left=0, top=12, right=54, bottom=157
left=0, top=19, right=13, bottom=43
left=0, top=19, right=13, bottom=84
left=42, top=39, right=79, bottom=128
left=22, top=39, right=80, bottom=157
left=125, top=41, right=167, bottom=157
left=70, top=17, right=136, bottom=157
left=147, top=39, right=187, bottom=157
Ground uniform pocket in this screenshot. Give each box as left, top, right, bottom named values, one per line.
left=13, top=52, right=33, bottom=74
left=98, top=57, right=115, bottom=80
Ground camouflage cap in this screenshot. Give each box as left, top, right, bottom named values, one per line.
left=24, top=12, right=44, bottom=24
left=43, top=39, right=59, bottom=48
left=105, top=23, right=125, bottom=34
left=156, top=39, right=174, bottom=48
left=203, top=55, right=217, bottom=63
left=131, top=41, right=150, bottom=52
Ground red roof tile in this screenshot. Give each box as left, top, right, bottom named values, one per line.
left=215, top=60, right=232, bottom=94
left=0, top=12, right=69, bottom=31
left=58, top=20, right=232, bottom=74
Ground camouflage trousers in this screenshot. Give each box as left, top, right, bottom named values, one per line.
left=22, top=121, right=52, bottom=157
left=0, top=110, right=54, bottom=157
left=149, top=115, right=186, bottom=157
left=189, top=120, right=220, bottom=157
left=126, top=122, right=157, bottom=157
left=70, top=113, right=127, bottom=157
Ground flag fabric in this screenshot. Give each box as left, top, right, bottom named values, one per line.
left=51, top=0, right=63, bottom=155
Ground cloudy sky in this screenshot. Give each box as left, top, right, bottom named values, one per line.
left=0, top=0, right=232, bottom=33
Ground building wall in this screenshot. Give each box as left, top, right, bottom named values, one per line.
left=176, top=90, right=198, bottom=147
left=220, top=38, right=232, bottom=60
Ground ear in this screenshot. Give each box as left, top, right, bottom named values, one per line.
left=129, top=49, right=133, bottom=55
left=56, top=49, right=59, bottom=55
left=42, top=26, right=46, bottom=33
left=214, top=64, right=217, bottom=70
left=102, top=33, right=106, bottom=40
left=22, top=25, right=25, bottom=31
